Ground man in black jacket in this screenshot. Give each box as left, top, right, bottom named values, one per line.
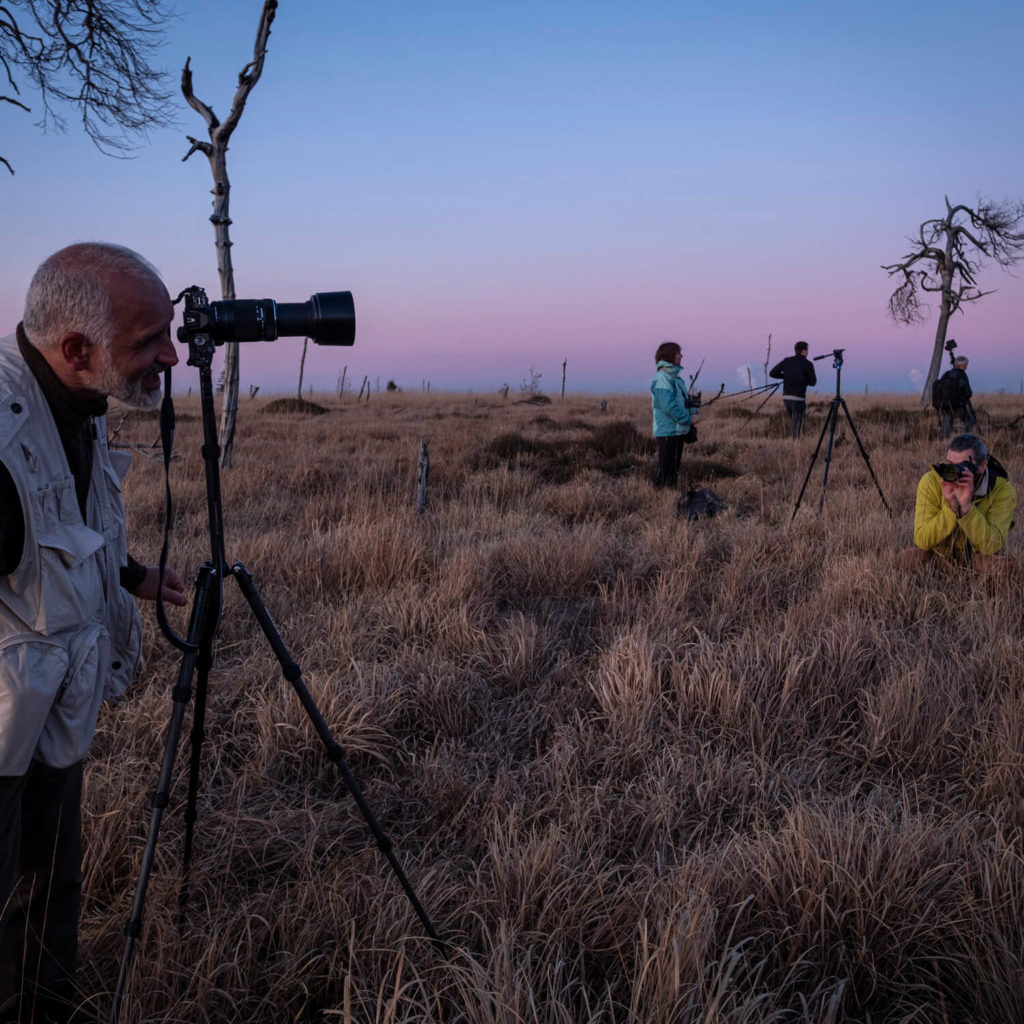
left=769, top=341, right=817, bottom=439
left=933, top=354, right=977, bottom=439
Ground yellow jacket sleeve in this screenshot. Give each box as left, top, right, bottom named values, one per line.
left=913, top=472, right=956, bottom=552
left=960, top=477, right=1017, bottom=555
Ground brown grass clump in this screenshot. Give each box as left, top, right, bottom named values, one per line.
left=263, top=397, right=330, bottom=414
left=70, top=390, right=1024, bottom=1023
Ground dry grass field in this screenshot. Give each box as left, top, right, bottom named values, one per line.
left=77, top=387, right=1024, bottom=1023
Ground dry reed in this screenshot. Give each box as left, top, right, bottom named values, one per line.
left=69, top=389, right=1024, bottom=1023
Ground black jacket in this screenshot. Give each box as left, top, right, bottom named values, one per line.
left=769, top=354, right=816, bottom=399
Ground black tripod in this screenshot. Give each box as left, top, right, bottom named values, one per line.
left=109, top=314, right=442, bottom=1023
left=791, top=349, right=891, bottom=519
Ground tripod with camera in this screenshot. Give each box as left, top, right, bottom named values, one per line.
left=791, top=349, right=891, bottom=519
left=109, top=287, right=442, bottom=1024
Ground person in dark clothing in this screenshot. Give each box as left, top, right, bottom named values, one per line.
left=0, top=243, right=188, bottom=1024
left=769, top=341, right=817, bottom=439
left=933, top=355, right=977, bottom=439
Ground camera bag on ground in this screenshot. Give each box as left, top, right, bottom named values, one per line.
left=677, top=487, right=727, bottom=520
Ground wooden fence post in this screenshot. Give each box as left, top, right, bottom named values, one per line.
left=417, top=440, right=430, bottom=514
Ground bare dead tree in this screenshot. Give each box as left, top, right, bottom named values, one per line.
left=0, top=0, right=174, bottom=174
left=883, top=195, right=1024, bottom=403
left=181, top=0, right=277, bottom=467
left=762, top=332, right=772, bottom=386
left=297, top=338, right=308, bottom=400
left=416, top=440, right=429, bottom=515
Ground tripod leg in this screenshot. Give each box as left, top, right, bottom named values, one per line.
left=792, top=401, right=835, bottom=520
left=229, top=562, right=445, bottom=954
left=109, top=565, right=219, bottom=1024
left=838, top=399, right=893, bottom=515
left=177, top=568, right=222, bottom=922
left=816, top=401, right=841, bottom=513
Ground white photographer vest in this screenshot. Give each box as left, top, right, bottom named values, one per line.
left=0, top=333, right=142, bottom=774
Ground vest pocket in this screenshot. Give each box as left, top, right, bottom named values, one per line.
left=105, top=588, right=143, bottom=700
left=35, top=521, right=105, bottom=634
left=35, top=622, right=109, bottom=769
left=0, top=633, right=71, bottom=775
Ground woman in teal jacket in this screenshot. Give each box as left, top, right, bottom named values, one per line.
left=650, top=341, right=694, bottom=488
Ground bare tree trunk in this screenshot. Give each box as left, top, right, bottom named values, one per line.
left=181, top=0, right=278, bottom=467
left=763, top=333, right=772, bottom=386
left=922, top=239, right=956, bottom=405
left=561, top=358, right=567, bottom=399
left=417, top=440, right=430, bottom=515
left=297, top=338, right=308, bottom=400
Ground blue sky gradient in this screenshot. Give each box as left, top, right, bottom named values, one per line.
left=2, top=0, right=1022, bottom=396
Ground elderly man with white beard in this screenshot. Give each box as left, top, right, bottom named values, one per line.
left=0, top=242, right=188, bottom=1024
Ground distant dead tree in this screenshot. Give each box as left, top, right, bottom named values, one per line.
left=181, top=0, right=278, bottom=466
left=297, top=338, right=308, bottom=400
left=416, top=440, right=429, bottom=514
left=883, top=195, right=1024, bottom=404
left=0, top=0, right=175, bottom=174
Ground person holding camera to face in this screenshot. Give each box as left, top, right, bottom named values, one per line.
left=0, top=243, right=188, bottom=1023
left=901, top=433, right=1017, bottom=571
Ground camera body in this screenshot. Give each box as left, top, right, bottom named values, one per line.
left=944, top=338, right=957, bottom=353
left=177, top=286, right=355, bottom=347
left=933, top=459, right=977, bottom=483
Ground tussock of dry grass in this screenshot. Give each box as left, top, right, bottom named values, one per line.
left=70, top=390, right=1024, bottom=1022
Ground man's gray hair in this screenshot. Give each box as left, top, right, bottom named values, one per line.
left=948, top=433, right=987, bottom=462
left=22, top=242, right=163, bottom=350
left=953, top=355, right=969, bottom=367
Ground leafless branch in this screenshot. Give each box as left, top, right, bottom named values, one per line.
left=887, top=276, right=924, bottom=325
left=179, top=0, right=277, bottom=157
left=1, top=0, right=175, bottom=172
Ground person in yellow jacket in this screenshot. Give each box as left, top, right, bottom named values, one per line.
left=909, top=433, right=1016, bottom=569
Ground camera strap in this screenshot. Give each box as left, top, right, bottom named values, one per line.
left=155, top=366, right=199, bottom=654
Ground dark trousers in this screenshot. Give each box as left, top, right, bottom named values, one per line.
left=654, top=435, right=685, bottom=489
left=0, top=760, right=83, bottom=1024
left=783, top=398, right=806, bottom=439
left=938, top=404, right=977, bottom=439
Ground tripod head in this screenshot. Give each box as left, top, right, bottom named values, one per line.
left=813, top=348, right=845, bottom=369
left=945, top=337, right=957, bottom=367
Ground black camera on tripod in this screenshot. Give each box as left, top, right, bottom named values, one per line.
left=813, top=347, right=845, bottom=368
left=177, top=286, right=355, bottom=347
